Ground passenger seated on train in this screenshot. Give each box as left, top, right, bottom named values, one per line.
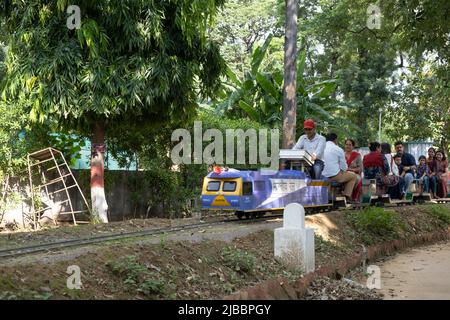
left=381, top=143, right=399, bottom=176
left=363, top=142, right=403, bottom=199
left=416, top=155, right=431, bottom=193
left=344, top=138, right=363, bottom=201
left=394, top=141, right=417, bottom=194
left=434, top=150, right=448, bottom=198
left=427, top=147, right=438, bottom=198
left=292, top=119, right=326, bottom=179
left=322, top=133, right=358, bottom=203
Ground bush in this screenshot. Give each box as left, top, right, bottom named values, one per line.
left=106, top=255, right=147, bottom=287
left=221, top=246, right=256, bottom=274
left=106, top=255, right=166, bottom=296
left=138, top=278, right=166, bottom=296
left=425, top=205, right=450, bottom=225
left=347, top=207, right=403, bottom=244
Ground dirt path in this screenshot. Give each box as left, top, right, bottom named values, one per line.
left=377, top=241, right=450, bottom=300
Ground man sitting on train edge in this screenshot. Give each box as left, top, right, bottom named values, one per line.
left=322, top=132, right=358, bottom=204
left=292, top=119, right=326, bottom=179
left=394, top=141, right=416, bottom=194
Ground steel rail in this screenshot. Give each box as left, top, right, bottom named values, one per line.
left=1, top=199, right=449, bottom=260
left=0, top=214, right=282, bottom=260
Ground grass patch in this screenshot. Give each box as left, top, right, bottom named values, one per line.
left=424, top=204, right=450, bottom=225
left=106, top=255, right=167, bottom=297
left=346, top=207, right=404, bottom=245
left=0, top=289, right=53, bottom=300
left=220, top=246, right=256, bottom=274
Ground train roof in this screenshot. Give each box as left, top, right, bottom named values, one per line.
left=206, top=169, right=307, bottom=180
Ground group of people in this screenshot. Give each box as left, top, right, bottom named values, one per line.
left=293, top=119, right=449, bottom=203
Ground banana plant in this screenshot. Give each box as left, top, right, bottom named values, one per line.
left=215, top=35, right=360, bottom=136
left=214, top=35, right=282, bottom=126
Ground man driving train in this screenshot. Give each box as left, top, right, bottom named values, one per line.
left=292, top=119, right=326, bottom=179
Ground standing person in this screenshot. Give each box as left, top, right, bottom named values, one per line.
left=322, top=133, right=358, bottom=203
left=434, top=150, right=448, bottom=198
left=344, top=139, right=363, bottom=201
left=427, top=147, right=438, bottom=198
left=394, top=141, right=416, bottom=194
left=416, top=155, right=430, bottom=193
left=293, top=119, right=326, bottom=179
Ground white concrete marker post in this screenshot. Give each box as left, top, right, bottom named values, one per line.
left=274, top=203, right=315, bottom=273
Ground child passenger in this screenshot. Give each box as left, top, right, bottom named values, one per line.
left=416, top=155, right=430, bottom=193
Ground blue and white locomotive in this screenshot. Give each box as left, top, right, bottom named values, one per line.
left=201, top=150, right=336, bottom=218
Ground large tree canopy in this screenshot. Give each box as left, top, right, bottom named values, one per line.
left=0, top=0, right=226, bottom=137
left=0, top=0, right=226, bottom=222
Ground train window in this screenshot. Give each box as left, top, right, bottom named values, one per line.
left=223, top=181, right=237, bottom=192
left=243, top=182, right=253, bottom=195
left=207, top=181, right=221, bottom=191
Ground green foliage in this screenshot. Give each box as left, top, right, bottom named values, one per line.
left=159, top=233, right=168, bottom=250
left=138, top=278, right=166, bottom=296
left=314, top=234, right=342, bottom=253
left=0, top=0, right=229, bottom=218
left=48, top=134, right=86, bottom=166
left=221, top=246, right=256, bottom=274
left=0, top=100, right=59, bottom=177
left=383, top=0, right=450, bottom=64
left=0, top=44, right=5, bottom=83
left=106, top=255, right=166, bottom=296
left=0, top=291, right=18, bottom=300
left=347, top=207, right=404, bottom=244
left=1, top=0, right=226, bottom=145
left=0, top=289, right=53, bottom=300
left=214, top=35, right=283, bottom=127
left=299, top=0, right=449, bottom=146
left=107, top=255, right=147, bottom=285
left=384, top=62, right=450, bottom=150
left=209, top=26, right=359, bottom=140
left=424, top=205, right=450, bottom=225
left=210, top=0, right=283, bottom=76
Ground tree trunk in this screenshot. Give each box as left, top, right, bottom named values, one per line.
left=282, top=0, right=298, bottom=149
left=91, top=121, right=109, bottom=223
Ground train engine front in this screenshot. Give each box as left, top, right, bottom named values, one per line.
left=201, top=169, right=253, bottom=216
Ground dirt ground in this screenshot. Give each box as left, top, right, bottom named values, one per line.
left=371, top=241, right=450, bottom=300
left=303, top=276, right=382, bottom=300
left=0, top=204, right=449, bottom=300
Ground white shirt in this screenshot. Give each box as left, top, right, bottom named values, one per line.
left=384, top=153, right=399, bottom=176
left=292, top=133, right=326, bottom=161
left=322, top=141, right=348, bottom=177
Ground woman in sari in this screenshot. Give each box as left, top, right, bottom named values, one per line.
left=434, top=150, right=448, bottom=198
left=427, top=147, right=438, bottom=197
left=344, top=139, right=363, bottom=200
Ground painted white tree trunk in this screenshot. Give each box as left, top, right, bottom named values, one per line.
left=91, top=146, right=108, bottom=223
left=91, top=185, right=108, bottom=223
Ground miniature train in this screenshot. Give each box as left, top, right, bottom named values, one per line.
left=201, top=149, right=450, bottom=218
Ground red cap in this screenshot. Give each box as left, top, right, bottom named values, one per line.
left=303, top=119, right=315, bottom=129
left=213, top=166, right=222, bottom=174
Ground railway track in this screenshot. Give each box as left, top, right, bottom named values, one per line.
left=0, top=214, right=282, bottom=261
left=1, top=199, right=449, bottom=261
